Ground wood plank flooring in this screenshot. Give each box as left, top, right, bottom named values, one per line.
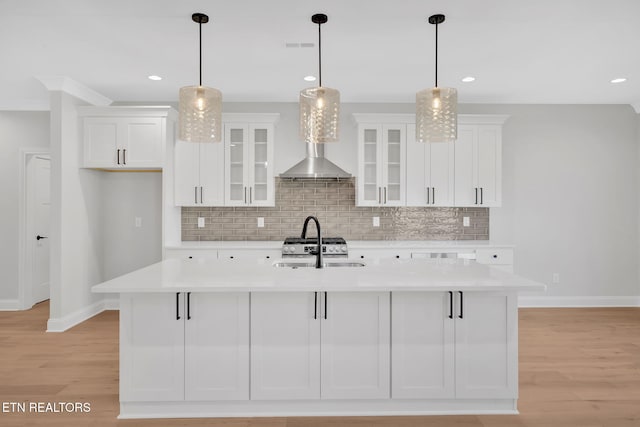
left=0, top=302, right=638, bottom=427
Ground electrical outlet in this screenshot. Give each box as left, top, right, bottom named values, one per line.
left=373, top=216, right=380, bottom=227
left=135, top=217, right=142, bottom=228
left=463, top=217, right=470, bottom=227
left=257, top=217, right=265, bottom=228
left=552, top=273, right=560, bottom=284
left=197, top=217, right=205, bottom=228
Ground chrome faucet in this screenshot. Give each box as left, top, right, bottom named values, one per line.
left=301, top=215, right=323, bottom=268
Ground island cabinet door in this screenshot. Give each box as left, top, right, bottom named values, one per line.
left=250, top=292, right=321, bottom=400
left=184, top=293, right=249, bottom=401
left=120, top=293, right=185, bottom=402
left=320, top=292, right=391, bottom=399
left=454, top=291, right=518, bottom=399
left=391, top=292, right=455, bottom=398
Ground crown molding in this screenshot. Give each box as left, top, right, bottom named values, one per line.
left=36, top=76, right=112, bottom=107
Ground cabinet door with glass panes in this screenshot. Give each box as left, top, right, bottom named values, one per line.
left=224, top=121, right=275, bottom=206
left=356, top=124, right=406, bottom=206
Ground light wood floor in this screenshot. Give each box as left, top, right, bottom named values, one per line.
left=0, top=302, right=638, bottom=427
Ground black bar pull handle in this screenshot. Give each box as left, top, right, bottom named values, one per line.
left=117, top=149, right=121, bottom=165
left=187, top=292, right=191, bottom=320
left=122, top=149, right=126, bottom=165
left=432, top=187, right=435, bottom=205
left=194, top=187, right=198, bottom=204
left=314, top=292, right=318, bottom=319
left=36, top=235, right=48, bottom=240
left=176, top=293, right=181, bottom=320
left=448, top=291, right=453, bottom=319
left=200, top=187, right=203, bottom=204
left=324, top=292, right=328, bottom=320
left=480, top=187, right=484, bottom=205
left=458, top=291, right=464, bottom=319
left=474, top=188, right=478, bottom=205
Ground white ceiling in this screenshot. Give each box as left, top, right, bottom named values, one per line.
left=2, top=0, right=640, bottom=110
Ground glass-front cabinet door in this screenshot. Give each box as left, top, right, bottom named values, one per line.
left=224, top=115, right=276, bottom=206
left=356, top=118, right=406, bottom=206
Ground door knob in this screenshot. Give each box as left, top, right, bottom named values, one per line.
left=36, top=235, right=48, bottom=240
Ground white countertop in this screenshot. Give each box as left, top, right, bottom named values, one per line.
left=92, top=258, right=544, bottom=294
left=166, top=240, right=514, bottom=250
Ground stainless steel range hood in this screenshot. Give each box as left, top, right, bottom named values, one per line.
left=279, top=143, right=351, bottom=179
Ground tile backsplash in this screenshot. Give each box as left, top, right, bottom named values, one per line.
left=182, top=178, right=489, bottom=241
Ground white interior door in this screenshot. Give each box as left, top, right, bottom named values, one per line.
left=31, top=155, right=50, bottom=304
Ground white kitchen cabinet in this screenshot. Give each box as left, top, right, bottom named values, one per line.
left=391, top=292, right=454, bottom=398
left=120, top=292, right=249, bottom=402
left=354, top=114, right=408, bottom=207
left=391, top=291, right=517, bottom=400
left=250, top=292, right=321, bottom=400
left=184, top=293, right=249, bottom=400
left=174, top=141, right=224, bottom=206
left=250, top=291, right=390, bottom=400
left=80, top=107, right=175, bottom=169
left=454, top=120, right=505, bottom=207
left=454, top=291, right=518, bottom=399
left=321, top=292, right=390, bottom=399
left=406, top=123, right=455, bottom=206
left=224, top=114, right=278, bottom=206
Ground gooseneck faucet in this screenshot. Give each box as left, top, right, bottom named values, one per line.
left=301, top=216, right=323, bottom=268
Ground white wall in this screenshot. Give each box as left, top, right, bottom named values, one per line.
left=0, top=112, right=49, bottom=304
left=102, top=172, right=162, bottom=280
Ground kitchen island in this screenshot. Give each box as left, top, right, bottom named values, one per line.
left=92, top=257, right=545, bottom=419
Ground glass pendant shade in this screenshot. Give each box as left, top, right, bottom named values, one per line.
left=299, top=86, right=340, bottom=143
left=416, top=86, right=457, bottom=142
left=178, top=85, right=222, bottom=143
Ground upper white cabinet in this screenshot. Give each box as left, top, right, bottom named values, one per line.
left=251, top=291, right=390, bottom=400
left=224, top=114, right=279, bottom=206
left=454, top=116, right=508, bottom=207
left=80, top=107, right=175, bottom=169
left=406, top=123, right=455, bottom=206
left=354, top=114, right=408, bottom=206
left=174, top=141, right=224, bottom=206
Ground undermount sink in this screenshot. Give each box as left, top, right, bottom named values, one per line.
left=273, top=261, right=366, bottom=268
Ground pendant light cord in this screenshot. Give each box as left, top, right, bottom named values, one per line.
left=318, top=22, right=322, bottom=87
left=434, top=21, right=438, bottom=88
left=199, top=20, right=203, bottom=86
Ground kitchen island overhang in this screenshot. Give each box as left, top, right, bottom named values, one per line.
left=93, top=258, right=545, bottom=419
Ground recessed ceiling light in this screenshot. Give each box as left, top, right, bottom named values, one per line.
left=148, top=75, right=162, bottom=81
left=304, top=75, right=316, bottom=82
left=610, top=78, right=627, bottom=84
left=461, top=76, right=475, bottom=83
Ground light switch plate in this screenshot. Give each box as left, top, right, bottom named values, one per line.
left=197, top=217, right=205, bottom=228
left=373, top=216, right=380, bottom=227
left=135, top=217, right=142, bottom=228
left=463, top=217, right=470, bottom=227
left=257, top=217, right=265, bottom=228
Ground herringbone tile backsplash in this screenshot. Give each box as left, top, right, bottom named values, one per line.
left=182, top=178, right=489, bottom=241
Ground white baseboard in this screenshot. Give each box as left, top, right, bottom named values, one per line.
left=47, top=299, right=113, bottom=332
left=0, top=299, right=20, bottom=310
left=519, top=295, right=640, bottom=308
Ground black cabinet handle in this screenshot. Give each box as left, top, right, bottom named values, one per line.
left=117, top=149, right=121, bottom=165
left=432, top=187, right=435, bottom=205
left=176, top=293, right=181, bottom=320
left=36, top=235, right=48, bottom=240
left=122, top=149, right=126, bottom=165
left=480, top=187, right=484, bottom=205
left=426, top=187, right=430, bottom=204
left=314, top=292, right=318, bottom=320
left=448, top=291, right=453, bottom=319
left=194, top=187, right=198, bottom=204
left=249, top=187, right=252, bottom=204
left=324, top=292, right=328, bottom=320
left=187, top=292, right=191, bottom=320
left=475, top=188, right=478, bottom=205
left=458, top=291, right=464, bottom=319
left=200, top=186, right=203, bottom=204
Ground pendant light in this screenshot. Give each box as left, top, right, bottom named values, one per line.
left=416, top=14, right=457, bottom=143
left=300, top=13, right=340, bottom=143
left=178, top=13, right=222, bottom=143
